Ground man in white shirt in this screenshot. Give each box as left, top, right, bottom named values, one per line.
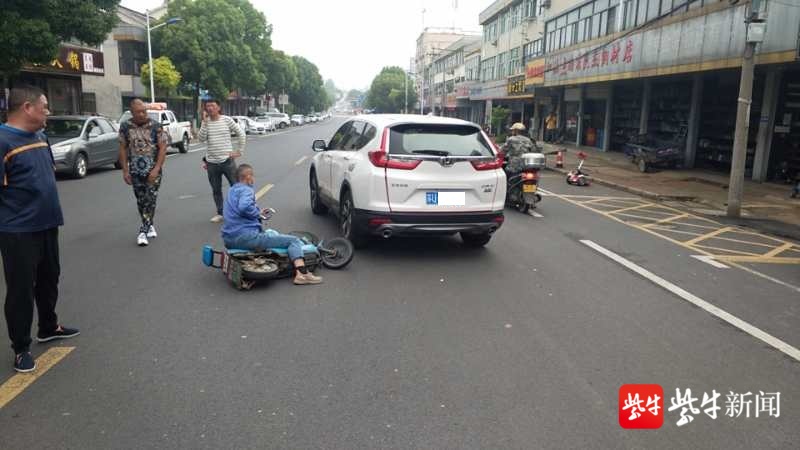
left=198, top=99, right=246, bottom=223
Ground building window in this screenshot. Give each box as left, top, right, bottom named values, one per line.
left=497, top=52, right=507, bottom=79
left=81, top=92, right=97, bottom=114
left=118, top=41, right=147, bottom=76
left=525, top=0, right=538, bottom=18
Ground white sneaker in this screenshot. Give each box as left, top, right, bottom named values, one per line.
left=210, top=215, right=224, bottom=223
left=146, top=225, right=157, bottom=239
left=137, top=232, right=149, bottom=246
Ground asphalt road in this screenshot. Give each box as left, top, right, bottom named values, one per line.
left=1, top=117, right=798, bottom=450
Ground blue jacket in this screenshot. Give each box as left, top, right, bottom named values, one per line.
left=0, top=124, right=64, bottom=232
left=221, top=183, right=262, bottom=240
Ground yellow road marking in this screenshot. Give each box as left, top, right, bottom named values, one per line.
left=693, top=244, right=763, bottom=257
left=764, top=243, right=796, bottom=258
left=716, top=256, right=800, bottom=265
left=613, top=212, right=681, bottom=223
left=642, top=213, right=691, bottom=227
left=648, top=226, right=705, bottom=237
left=255, top=183, right=273, bottom=200
left=606, top=203, right=657, bottom=214
left=683, top=227, right=734, bottom=247
left=707, top=235, right=787, bottom=249
left=0, top=347, right=74, bottom=409
left=672, top=221, right=735, bottom=230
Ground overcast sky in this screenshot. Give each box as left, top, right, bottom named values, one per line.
left=120, top=0, right=485, bottom=91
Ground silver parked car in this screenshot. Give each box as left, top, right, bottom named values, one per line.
left=47, top=116, right=120, bottom=178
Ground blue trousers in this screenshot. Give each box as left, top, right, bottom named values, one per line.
left=224, top=231, right=305, bottom=261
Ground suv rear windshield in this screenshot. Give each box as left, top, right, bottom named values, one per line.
left=388, top=124, right=493, bottom=157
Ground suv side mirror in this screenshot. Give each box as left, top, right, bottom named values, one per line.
left=312, top=139, right=327, bottom=152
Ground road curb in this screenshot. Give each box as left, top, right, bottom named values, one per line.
left=544, top=166, right=696, bottom=202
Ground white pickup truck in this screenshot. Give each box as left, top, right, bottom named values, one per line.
left=119, top=106, right=192, bottom=153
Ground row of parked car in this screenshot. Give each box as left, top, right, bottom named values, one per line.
left=231, top=111, right=332, bottom=135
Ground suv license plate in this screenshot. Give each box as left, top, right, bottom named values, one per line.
left=426, top=192, right=465, bottom=206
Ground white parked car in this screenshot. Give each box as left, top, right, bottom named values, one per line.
left=241, top=116, right=267, bottom=134
left=309, top=115, right=506, bottom=247
left=291, top=114, right=305, bottom=126
left=264, top=112, right=291, bottom=129
left=230, top=116, right=249, bottom=136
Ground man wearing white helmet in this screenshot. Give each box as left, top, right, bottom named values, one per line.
left=502, top=122, right=535, bottom=173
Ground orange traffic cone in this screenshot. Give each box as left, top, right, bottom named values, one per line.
left=555, top=150, right=564, bottom=168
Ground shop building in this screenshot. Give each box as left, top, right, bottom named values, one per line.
left=525, top=0, right=800, bottom=182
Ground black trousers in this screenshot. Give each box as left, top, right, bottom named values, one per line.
left=0, top=228, right=60, bottom=353
left=132, top=173, right=162, bottom=233
left=207, top=158, right=237, bottom=215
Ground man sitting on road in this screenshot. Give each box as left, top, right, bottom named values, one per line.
left=502, top=122, right=535, bottom=174
left=221, top=164, right=323, bottom=285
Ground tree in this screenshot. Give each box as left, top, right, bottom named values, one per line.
left=264, top=49, right=298, bottom=97
left=289, top=56, right=328, bottom=113
left=155, top=0, right=266, bottom=111
left=140, top=56, right=182, bottom=99
left=365, top=67, right=417, bottom=114
left=0, top=0, right=119, bottom=89
left=490, top=106, right=511, bottom=142
left=324, top=79, right=341, bottom=104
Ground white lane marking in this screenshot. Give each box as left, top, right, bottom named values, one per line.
left=294, top=156, right=308, bottom=166
left=691, top=255, right=730, bottom=269
left=188, top=146, right=205, bottom=153
left=529, top=210, right=544, bottom=218
left=580, top=239, right=800, bottom=362
left=728, top=262, right=800, bottom=294
left=255, top=183, right=273, bottom=200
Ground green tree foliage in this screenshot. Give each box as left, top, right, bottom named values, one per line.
left=0, top=0, right=119, bottom=83
left=289, top=56, right=328, bottom=113
left=324, top=79, right=340, bottom=104
left=490, top=106, right=511, bottom=142
left=264, top=49, right=298, bottom=95
left=365, top=67, right=417, bottom=113
left=155, top=0, right=266, bottom=100
left=140, top=56, right=182, bottom=98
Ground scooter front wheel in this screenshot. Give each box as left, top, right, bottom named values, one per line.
left=319, top=237, right=354, bottom=270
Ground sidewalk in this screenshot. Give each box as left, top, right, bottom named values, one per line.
left=540, top=143, right=800, bottom=241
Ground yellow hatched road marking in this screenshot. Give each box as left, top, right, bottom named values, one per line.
left=648, top=226, right=705, bottom=237
left=641, top=213, right=691, bottom=227
left=764, top=243, right=796, bottom=258
left=683, top=227, right=734, bottom=247
left=716, top=256, right=800, bottom=265
left=693, top=244, right=763, bottom=257
left=0, top=347, right=74, bottom=409
left=607, top=203, right=657, bottom=215
left=255, top=183, right=273, bottom=200
left=613, top=212, right=681, bottom=223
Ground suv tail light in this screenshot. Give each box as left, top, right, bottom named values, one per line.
left=471, top=155, right=504, bottom=171
left=368, top=128, right=421, bottom=170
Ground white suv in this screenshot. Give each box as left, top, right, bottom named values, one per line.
left=309, top=114, right=506, bottom=247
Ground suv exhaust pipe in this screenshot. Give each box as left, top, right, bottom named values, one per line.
left=381, top=229, right=393, bottom=239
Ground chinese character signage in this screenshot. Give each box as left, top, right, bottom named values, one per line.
left=30, top=46, right=104, bottom=76
left=507, top=75, right=526, bottom=96
left=545, top=34, right=641, bottom=85
left=524, top=58, right=545, bottom=86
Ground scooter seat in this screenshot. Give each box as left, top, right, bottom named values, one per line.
left=226, top=248, right=252, bottom=255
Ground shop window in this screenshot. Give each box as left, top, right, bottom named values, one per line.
left=81, top=93, right=97, bottom=114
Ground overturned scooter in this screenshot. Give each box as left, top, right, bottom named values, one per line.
left=202, top=209, right=354, bottom=290
left=566, top=151, right=591, bottom=186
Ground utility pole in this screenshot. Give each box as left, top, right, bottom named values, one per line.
left=727, top=0, right=765, bottom=217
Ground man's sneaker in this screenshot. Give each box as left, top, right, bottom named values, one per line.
left=137, top=232, right=149, bottom=246
left=14, top=352, right=36, bottom=373
left=210, top=215, right=224, bottom=223
left=37, top=325, right=80, bottom=343
left=294, top=271, right=323, bottom=285
left=146, top=225, right=158, bottom=239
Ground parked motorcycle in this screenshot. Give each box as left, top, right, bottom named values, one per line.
left=505, top=152, right=546, bottom=213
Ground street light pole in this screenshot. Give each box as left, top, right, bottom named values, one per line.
left=146, top=10, right=155, bottom=104
left=145, top=13, right=182, bottom=105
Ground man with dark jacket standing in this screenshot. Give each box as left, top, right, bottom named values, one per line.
left=0, top=86, right=79, bottom=373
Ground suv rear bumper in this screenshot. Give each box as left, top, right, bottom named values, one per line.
left=354, top=209, right=504, bottom=237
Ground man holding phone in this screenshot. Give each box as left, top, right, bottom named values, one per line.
left=198, top=99, right=246, bottom=223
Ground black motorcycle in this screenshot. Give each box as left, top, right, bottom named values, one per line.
left=504, top=152, right=545, bottom=213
